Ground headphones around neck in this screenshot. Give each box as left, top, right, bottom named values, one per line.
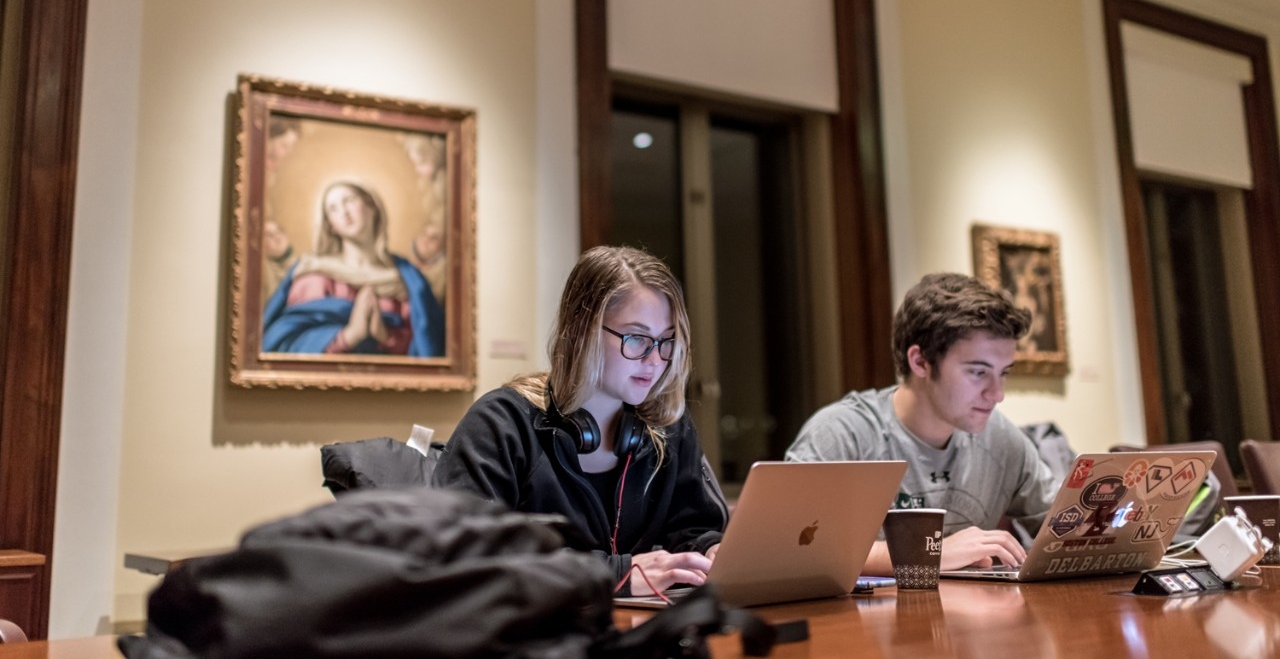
left=545, top=385, right=646, bottom=458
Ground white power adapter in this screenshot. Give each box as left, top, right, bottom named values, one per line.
left=1193, top=510, right=1275, bottom=582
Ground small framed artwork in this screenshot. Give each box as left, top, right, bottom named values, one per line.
left=228, top=74, right=476, bottom=391
left=971, top=224, right=1069, bottom=377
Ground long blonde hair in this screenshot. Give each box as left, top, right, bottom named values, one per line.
left=508, top=246, right=693, bottom=461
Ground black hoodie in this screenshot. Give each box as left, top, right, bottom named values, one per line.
left=432, top=387, right=728, bottom=594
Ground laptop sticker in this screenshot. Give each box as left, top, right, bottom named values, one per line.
left=1141, top=458, right=1206, bottom=500
left=1081, top=476, right=1127, bottom=510
left=1067, top=458, right=1095, bottom=489
left=1112, top=501, right=1159, bottom=526
left=1061, top=537, right=1118, bottom=550
left=1168, top=460, right=1204, bottom=498
left=1049, top=504, right=1087, bottom=538
left=1132, top=516, right=1184, bottom=543
left=1123, top=460, right=1150, bottom=488
left=1144, top=461, right=1174, bottom=494
left=1083, top=501, right=1121, bottom=536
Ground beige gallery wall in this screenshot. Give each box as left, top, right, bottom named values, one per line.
left=84, top=0, right=544, bottom=625
left=878, top=0, right=1135, bottom=454
left=877, top=0, right=1280, bottom=454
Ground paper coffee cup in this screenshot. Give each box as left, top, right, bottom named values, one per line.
left=883, top=508, right=946, bottom=589
left=1224, top=495, right=1280, bottom=565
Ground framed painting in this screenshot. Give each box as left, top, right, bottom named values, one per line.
left=228, top=74, right=476, bottom=391
left=971, top=224, right=1069, bottom=377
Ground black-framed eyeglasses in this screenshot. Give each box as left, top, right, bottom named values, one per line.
left=602, top=326, right=676, bottom=361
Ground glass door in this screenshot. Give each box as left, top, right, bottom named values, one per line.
left=611, top=97, right=811, bottom=486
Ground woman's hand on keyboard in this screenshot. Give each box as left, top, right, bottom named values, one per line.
left=628, top=550, right=713, bottom=596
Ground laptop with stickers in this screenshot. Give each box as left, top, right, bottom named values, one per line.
left=614, top=460, right=907, bottom=608
left=941, top=451, right=1215, bottom=582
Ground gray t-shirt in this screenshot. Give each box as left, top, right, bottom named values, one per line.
left=786, top=386, right=1056, bottom=539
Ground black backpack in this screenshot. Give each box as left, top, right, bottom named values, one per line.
left=119, top=488, right=780, bottom=658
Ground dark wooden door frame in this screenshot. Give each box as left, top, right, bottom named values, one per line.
left=0, top=0, right=87, bottom=640
left=830, top=0, right=895, bottom=391
left=574, top=0, right=894, bottom=393
left=1102, top=0, right=1280, bottom=446
left=574, top=0, right=611, bottom=251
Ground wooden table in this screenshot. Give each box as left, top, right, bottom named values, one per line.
left=6, top=567, right=1278, bottom=658
left=623, top=567, right=1280, bottom=658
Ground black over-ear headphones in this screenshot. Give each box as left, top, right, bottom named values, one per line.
left=545, top=384, right=646, bottom=458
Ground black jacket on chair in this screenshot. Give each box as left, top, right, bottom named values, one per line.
left=320, top=436, right=442, bottom=495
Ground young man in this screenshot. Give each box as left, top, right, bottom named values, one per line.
left=785, top=272, right=1056, bottom=574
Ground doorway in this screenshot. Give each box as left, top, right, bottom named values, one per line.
left=1103, top=0, right=1280, bottom=453
left=1141, top=177, right=1259, bottom=470
left=609, top=96, right=814, bottom=485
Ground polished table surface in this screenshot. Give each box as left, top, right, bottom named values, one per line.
left=623, top=566, right=1280, bottom=658
left=5, top=567, right=1278, bottom=658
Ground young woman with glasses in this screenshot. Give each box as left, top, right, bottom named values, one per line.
left=432, top=246, right=728, bottom=596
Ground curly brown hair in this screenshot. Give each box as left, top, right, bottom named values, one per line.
left=892, top=273, right=1032, bottom=379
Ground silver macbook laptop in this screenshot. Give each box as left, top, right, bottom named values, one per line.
left=615, top=460, right=907, bottom=608
left=941, top=451, right=1215, bottom=582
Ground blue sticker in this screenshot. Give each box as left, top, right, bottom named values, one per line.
left=1049, top=504, right=1087, bottom=537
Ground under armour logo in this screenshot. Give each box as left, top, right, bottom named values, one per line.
left=930, top=471, right=951, bottom=483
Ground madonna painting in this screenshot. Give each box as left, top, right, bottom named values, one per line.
left=229, top=75, right=475, bottom=391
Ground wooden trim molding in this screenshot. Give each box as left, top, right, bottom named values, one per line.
left=1101, top=0, right=1166, bottom=445
left=0, top=550, right=45, bottom=568
left=831, top=0, right=895, bottom=391
left=1103, top=0, right=1280, bottom=446
left=575, top=0, right=610, bottom=250
left=0, top=0, right=88, bottom=640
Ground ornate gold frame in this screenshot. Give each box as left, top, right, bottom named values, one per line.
left=228, top=74, right=476, bottom=391
left=971, top=224, right=1069, bottom=377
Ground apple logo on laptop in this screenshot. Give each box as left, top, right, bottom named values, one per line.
left=798, top=520, right=819, bottom=545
